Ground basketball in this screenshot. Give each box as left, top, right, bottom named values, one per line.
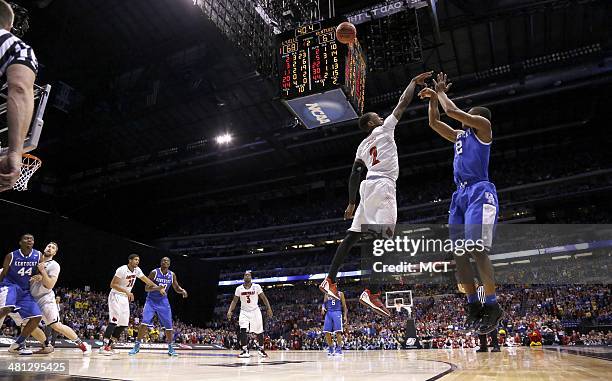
left=336, top=22, right=356, bottom=44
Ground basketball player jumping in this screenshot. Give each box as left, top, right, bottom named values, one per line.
left=322, top=290, right=347, bottom=356
left=319, top=71, right=433, bottom=317
left=419, top=72, right=503, bottom=335
left=7, top=241, right=92, bottom=355
left=0, top=1, right=37, bottom=192
left=101, top=254, right=165, bottom=355
left=0, top=234, right=44, bottom=355
left=226, top=271, right=272, bottom=358
left=129, top=257, right=188, bottom=357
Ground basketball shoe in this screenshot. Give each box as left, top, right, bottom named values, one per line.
left=334, top=347, right=343, bottom=356
left=476, top=303, right=504, bottom=335
left=9, top=342, right=33, bottom=355
left=80, top=342, right=92, bottom=356
left=33, top=344, right=54, bottom=355
left=238, top=349, right=250, bottom=358
left=101, top=345, right=114, bottom=356
left=319, top=277, right=340, bottom=300
left=359, top=289, right=390, bottom=317
left=465, top=302, right=484, bottom=330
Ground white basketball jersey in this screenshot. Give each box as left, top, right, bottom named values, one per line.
left=110, top=265, right=144, bottom=296
left=235, top=283, right=262, bottom=312
left=30, top=260, right=60, bottom=299
left=355, top=114, right=399, bottom=181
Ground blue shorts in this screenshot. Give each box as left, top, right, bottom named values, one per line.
left=142, top=298, right=173, bottom=329
left=323, top=310, right=343, bottom=333
left=0, top=284, right=42, bottom=319
left=449, top=181, right=498, bottom=248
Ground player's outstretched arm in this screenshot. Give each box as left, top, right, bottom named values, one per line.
left=419, top=87, right=460, bottom=143
left=227, top=296, right=239, bottom=319
left=434, top=72, right=491, bottom=139
left=345, top=159, right=366, bottom=219
left=171, top=271, right=188, bottom=298
left=139, top=274, right=165, bottom=295
left=259, top=292, right=273, bottom=318
left=391, top=71, right=432, bottom=120
left=0, top=254, right=11, bottom=282
left=144, top=270, right=157, bottom=292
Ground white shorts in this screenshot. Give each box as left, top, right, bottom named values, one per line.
left=8, top=293, right=59, bottom=326
left=108, top=291, right=130, bottom=327
left=349, top=177, right=397, bottom=237
left=238, top=308, right=263, bottom=334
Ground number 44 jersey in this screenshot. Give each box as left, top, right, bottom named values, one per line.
left=2, top=249, right=42, bottom=290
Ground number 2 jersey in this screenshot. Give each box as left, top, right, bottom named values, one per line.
left=354, top=114, right=399, bottom=181
left=235, top=283, right=263, bottom=312
left=110, top=265, right=144, bottom=296
left=2, top=249, right=41, bottom=290
left=453, top=128, right=490, bottom=185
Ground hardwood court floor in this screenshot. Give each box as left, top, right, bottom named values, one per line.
left=0, top=346, right=610, bottom=381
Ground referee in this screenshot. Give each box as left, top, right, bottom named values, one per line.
left=0, top=0, right=37, bottom=191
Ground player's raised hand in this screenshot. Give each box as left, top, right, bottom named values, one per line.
left=418, top=87, right=437, bottom=100
left=433, top=72, right=452, bottom=93
left=344, top=203, right=356, bottom=220
left=127, top=292, right=134, bottom=302
left=412, top=71, right=433, bottom=86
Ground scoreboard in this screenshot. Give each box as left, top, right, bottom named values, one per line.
left=278, top=20, right=366, bottom=129
left=279, top=21, right=345, bottom=98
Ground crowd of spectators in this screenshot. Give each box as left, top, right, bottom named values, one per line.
left=1, top=283, right=608, bottom=351
left=158, top=147, right=611, bottom=240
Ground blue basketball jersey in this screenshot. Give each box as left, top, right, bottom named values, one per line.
left=453, top=128, right=490, bottom=186
left=324, top=296, right=342, bottom=312
left=3, top=249, right=41, bottom=290
left=146, top=268, right=173, bottom=302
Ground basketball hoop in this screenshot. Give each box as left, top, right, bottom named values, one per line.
left=13, top=153, right=42, bottom=191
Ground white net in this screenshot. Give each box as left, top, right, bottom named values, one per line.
left=13, top=154, right=41, bottom=191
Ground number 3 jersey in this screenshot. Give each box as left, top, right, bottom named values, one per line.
left=354, top=114, right=399, bottom=181
left=2, top=249, right=41, bottom=290
left=235, top=283, right=263, bottom=312
left=110, top=265, right=144, bottom=296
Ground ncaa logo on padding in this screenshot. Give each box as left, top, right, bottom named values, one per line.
left=485, top=192, right=495, bottom=205
left=303, top=101, right=347, bottom=125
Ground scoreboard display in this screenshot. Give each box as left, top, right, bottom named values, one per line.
left=279, top=21, right=346, bottom=99
left=278, top=20, right=366, bottom=129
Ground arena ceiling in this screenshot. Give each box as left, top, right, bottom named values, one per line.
left=3, top=0, right=610, bottom=237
